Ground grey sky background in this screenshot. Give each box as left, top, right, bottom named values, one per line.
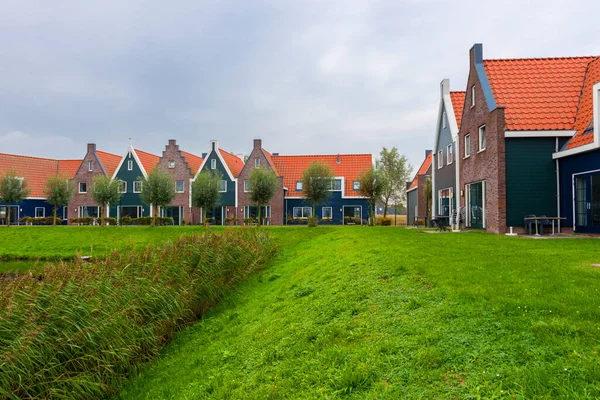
left=1, top=0, right=599, bottom=172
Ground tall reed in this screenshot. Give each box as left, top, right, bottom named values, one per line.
left=0, top=228, right=277, bottom=399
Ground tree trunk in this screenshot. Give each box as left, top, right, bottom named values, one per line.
left=257, top=204, right=262, bottom=227
left=152, top=205, right=157, bottom=226
left=99, top=205, right=104, bottom=226
left=383, top=192, right=391, bottom=218
left=6, top=203, right=11, bottom=227
left=53, top=204, right=57, bottom=226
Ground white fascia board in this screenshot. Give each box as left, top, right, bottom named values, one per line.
left=111, top=146, right=131, bottom=180
left=505, top=130, right=576, bottom=138
left=406, top=186, right=418, bottom=193
left=130, top=147, right=149, bottom=178
left=594, top=82, right=600, bottom=147
left=552, top=143, right=598, bottom=159
left=26, top=197, right=48, bottom=200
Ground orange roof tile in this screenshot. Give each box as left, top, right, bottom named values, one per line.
left=96, top=150, right=121, bottom=177
left=271, top=154, right=372, bottom=197
left=134, top=148, right=160, bottom=174
left=219, top=149, right=244, bottom=178
left=484, top=56, right=596, bottom=131
left=181, top=151, right=203, bottom=175
left=450, top=91, right=465, bottom=129
left=0, top=153, right=81, bottom=198
left=566, top=57, right=600, bottom=149
left=408, top=152, right=432, bottom=190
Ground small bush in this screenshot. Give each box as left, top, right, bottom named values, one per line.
left=70, top=217, right=94, bottom=225
left=243, top=218, right=256, bottom=225
left=377, top=217, right=392, bottom=226
left=307, top=216, right=318, bottom=227
left=98, top=217, right=118, bottom=226
left=120, top=215, right=133, bottom=225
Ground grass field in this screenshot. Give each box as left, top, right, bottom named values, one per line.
left=112, top=227, right=600, bottom=399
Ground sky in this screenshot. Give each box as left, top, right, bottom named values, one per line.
left=1, top=0, right=599, bottom=173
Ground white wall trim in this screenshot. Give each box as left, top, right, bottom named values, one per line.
left=594, top=82, right=600, bottom=147
left=505, top=130, right=576, bottom=138
left=552, top=143, right=597, bottom=159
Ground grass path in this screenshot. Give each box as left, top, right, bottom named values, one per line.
left=119, top=227, right=600, bottom=399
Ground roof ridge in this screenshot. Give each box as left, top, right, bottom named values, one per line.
left=484, top=55, right=598, bottom=62
left=0, top=153, right=61, bottom=162
left=271, top=153, right=372, bottom=157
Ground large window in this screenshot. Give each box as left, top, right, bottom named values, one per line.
left=244, top=205, right=271, bottom=219
left=329, top=179, right=342, bottom=191
left=175, top=181, right=184, bottom=193
left=464, top=134, right=471, bottom=157
left=118, top=180, right=127, bottom=193
left=322, top=207, right=332, bottom=219
left=218, top=180, right=227, bottom=192
left=293, top=207, right=312, bottom=219
left=447, top=144, right=453, bottom=165
left=133, top=181, right=142, bottom=193
left=438, top=188, right=451, bottom=216
left=79, top=182, right=87, bottom=193
left=479, top=125, right=486, bottom=151
left=35, top=207, right=45, bottom=218
left=437, top=150, right=443, bottom=169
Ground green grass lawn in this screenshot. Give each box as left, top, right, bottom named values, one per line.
left=115, top=227, right=600, bottom=399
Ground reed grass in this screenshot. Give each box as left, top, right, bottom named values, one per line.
left=0, top=228, right=276, bottom=399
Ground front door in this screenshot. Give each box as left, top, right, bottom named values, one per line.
left=468, top=182, right=484, bottom=229
left=574, top=173, right=600, bottom=233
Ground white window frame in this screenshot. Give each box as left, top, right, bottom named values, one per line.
left=478, top=124, right=486, bottom=152
left=244, top=180, right=250, bottom=192
left=79, top=182, right=87, bottom=193
left=322, top=206, right=332, bottom=219
left=35, top=207, right=45, bottom=218
left=296, top=181, right=303, bottom=191
left=88, top=161, right=93, bottom=171
left=168, top=160, right=175, bottom=169
left=255, top=158, right=260, bottom=168
left=464, top=134, right=471, bottom=158
left=211, top=159, right=216, bottom=169
left=442, top=111, right=447, bottom=128
left=437, top=150, right=443, bottom=169
left=133, top=180, right=142, bottom=193
left=353, top=180, right=360, bottom=190
left=127, top=160, right=133, bottom=171
left=175, top=180, right=185, bottom=193
left=471, top=85, right=476, bottom=107
left=328, top=179, right=342, bottom=192
left=447, top=144, right=453, bottom=165
left=218, top=180, right=227, bottom=192
left=118, top=180, right=127, bottom=193
left=293, top=206, right=312, bottom=219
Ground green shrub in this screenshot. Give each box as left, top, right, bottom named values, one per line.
left=0, top=229, right=277, bottom=399
left=307, top=216, right=318, bottom=227
left=120, top=215, right=133, bottom=225
left=70, top=217, right=94, bottom=225
left=98, top=217, right=118, bottom=226
left=133, top=216, right=153, bottom=225
left=377, top=217, right=392, bottom=226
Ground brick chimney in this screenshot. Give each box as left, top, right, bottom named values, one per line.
left=253, top=139, right=262, bottom=150
left=87, top=143, right=96, bottom=154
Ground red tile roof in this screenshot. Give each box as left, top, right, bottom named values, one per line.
left=96, top=150, right=121, bottom=177
left=0, top=153, right=81, bottom=198
left=134, top=148, right=160, bottom=174
left=484, top=56, right=597, bottom=131
left=271, top=154, right=372, bottom=197
left=219, top=149, right=244, bottom=178
left=181, top=151, right=203, bottom=175
left=263, top=150, right=279, bottom=176
left=450, top=91, right=465, bottom=128
left=408, top=152, right=432, bottom=190
left=566, top=57, right=600, bottom=149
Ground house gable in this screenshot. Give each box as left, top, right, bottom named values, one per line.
left=195, top=141, right=238, bottom=207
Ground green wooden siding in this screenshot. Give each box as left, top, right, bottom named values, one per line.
left=198, top=151, right=236, bottom=206
left=505, top=138, right=557, bottom=227
left=110, top=153, right=151, bottom=217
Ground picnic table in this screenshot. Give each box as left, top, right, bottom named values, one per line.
left=523, top=216, right=567, bottom=236
left=413, top=215, right=429, bottom=227
left=431, top=215, right=450, bottom=231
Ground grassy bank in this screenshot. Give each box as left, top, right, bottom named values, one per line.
left=119, top=227, right=600, bottom=399
left=0, top=229, right=276, bottom=399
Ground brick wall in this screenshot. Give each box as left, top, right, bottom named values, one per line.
left=416, top=174, right=430, bottom=218
left=68, top=144, right=106, bottom=222
left=237, top=139, right=285, bottom=225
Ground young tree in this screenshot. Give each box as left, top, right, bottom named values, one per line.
left=191, top=170, right=222, bottom=224
left=44, top=174, right=74, bottom=225
left=377, top=147, right=412, bottom=218
left=248, top=167, right=278, bottom=226
left=91, top=175, right=122, bottom=224
left=301, top=162, right=333, bottom=224
left=357, top=167, right=387, bottom=226
left=139, top=168, right=176, bottom=226
left=0, top=169, right=30, bottom=226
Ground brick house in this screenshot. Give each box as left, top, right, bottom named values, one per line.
left=406, top=151, right=432, bottom=226
left=237, top=139, right=285, bottom=225
left=1, top=153, right=81, bottom=224
left=156, top=139, right=203, bottom=225
left=431, top=79, right=464, bottom=230
left=457, top=44, right=597, bottom=234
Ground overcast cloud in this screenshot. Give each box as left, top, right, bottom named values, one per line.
left=1, top=0, right=599, bottom=170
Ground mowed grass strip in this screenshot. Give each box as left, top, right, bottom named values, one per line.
left=119, top=227, right=600, bottom=399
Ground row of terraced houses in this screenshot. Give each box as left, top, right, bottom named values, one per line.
left=0, top=139, right=372, bottom=225
left=407, top=43, right=600, bottom=234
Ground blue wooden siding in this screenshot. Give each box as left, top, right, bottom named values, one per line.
left=406, top=189, right=418, bottom=224
left=0, top=199, right=67, bottom=224
left=109, top=153, right=151, bottom=218
left=284, top=193, right=369, bottom=224
left=433, top=102, right=457, bottom=214
left=198, top=150, right=236, bottom=207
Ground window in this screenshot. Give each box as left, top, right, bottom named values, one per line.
left=442, top=111, right=447, bottom=128
left=255, top=158, right=260, bottom=168
left=353, top=180, right=360, bottom=190
left=322, top=207, right=332, bottom=219
left=133, top=181, right=142, bottom=193
left=244, top=180, right=250, bottom=192
left=296, top=181, right=303, bottom=191
left=293, top=207, right=312, bottom=219
left=35, top=207, right=45, bottom=218
left=118, top=180, right=127, bottom=193
left=437, top=150, right=443, bottom=169
left=127, top=160, right=133, bottom=171
left=79, top=182, right=87, bottom=193
left=447, top=144, right=453, bottom=165
left=471, top=85, right=476, bottom=107
left=478, top=125, right=486, bottom=151
left=175, top=181, right=184, bottom=193
left=211, top=159, right=216, bottom=169
left=88, top=161, right=93, bottom=171
left=329, top=179, right=342, bottom=191
left=218, top=180, right=227, bottom=192
left=168, top=161, right=175, bottom=169
left=464, top=134, right=471, bottom=157
left=244, top=205, right=271, bottom=219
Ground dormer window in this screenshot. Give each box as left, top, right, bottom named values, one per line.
left=127, top=160, right=133, bottom=171
left=168, top=161, right=175, bottom=168
left=211, top=159, right=216, bottom=169
left=471, top=85, right=476, bottom=107
left=296, top=181, right=303, bottom=191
